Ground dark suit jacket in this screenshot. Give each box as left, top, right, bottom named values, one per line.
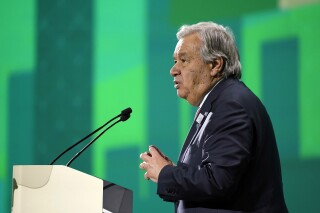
left=157, top=78, right=288, bottom=213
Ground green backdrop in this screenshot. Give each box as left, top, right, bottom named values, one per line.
left=1, top=0, right=320, bottom=212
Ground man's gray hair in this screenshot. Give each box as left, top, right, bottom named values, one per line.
left=177, top=22, right=242, bottom=79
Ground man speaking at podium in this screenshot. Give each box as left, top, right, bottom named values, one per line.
left=139, top=22, right=288, bottom=213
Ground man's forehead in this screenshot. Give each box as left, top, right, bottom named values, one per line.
left=173, top=38, right=191, bottom=55
left=173, top=36, right=200, bottom=57
left=174, top=39, right=183, bottom=52
left=173, top=51, right=187, bottom=58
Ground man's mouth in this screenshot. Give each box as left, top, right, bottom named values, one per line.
left=174, top=80, right=180, bottom=89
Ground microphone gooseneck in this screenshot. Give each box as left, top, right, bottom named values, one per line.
left=66, top=120, right=121, bottom=167
left=50, top=107, right=132, bottom=165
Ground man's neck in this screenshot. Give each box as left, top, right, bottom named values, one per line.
left=197, top=78, right=224, bottom=108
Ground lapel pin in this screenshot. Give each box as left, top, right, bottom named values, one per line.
left=196, top=113, right=204, bottom=124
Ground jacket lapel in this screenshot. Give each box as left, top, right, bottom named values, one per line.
left=178, top=101, right=212, bottom=163
left=177, top=79, right=239, bottom=164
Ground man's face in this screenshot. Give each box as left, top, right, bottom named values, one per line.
left=170, top=33, right=213, bottom=106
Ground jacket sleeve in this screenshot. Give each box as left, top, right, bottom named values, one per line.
left=157, top=99, right=253, bottom=202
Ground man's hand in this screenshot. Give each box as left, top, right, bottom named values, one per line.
left=139, top=145, right=174, bottom=183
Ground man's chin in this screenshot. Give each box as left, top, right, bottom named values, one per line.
left=177, top=91, right=187, bottom=99
left=177, top=92, right=198, bottom=106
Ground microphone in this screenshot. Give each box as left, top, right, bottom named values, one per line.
left=50, top=107, right=133, bottom=165
left=120, top=107, right=132, bottom=121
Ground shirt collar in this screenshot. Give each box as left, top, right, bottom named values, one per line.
left=198, top=78, right=224, bottom=109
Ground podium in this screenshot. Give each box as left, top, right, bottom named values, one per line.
left=11, top=165, right=132, bottom=213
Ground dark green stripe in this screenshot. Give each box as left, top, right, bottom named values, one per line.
left=262, top=37, right=299, bottom=159
left=35, top=0, right=93, bottom=173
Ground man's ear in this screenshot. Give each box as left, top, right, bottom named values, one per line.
left=210, top=57, right=224, bottom=78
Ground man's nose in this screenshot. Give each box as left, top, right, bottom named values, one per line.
left=170, top=64, right=180, bottom=77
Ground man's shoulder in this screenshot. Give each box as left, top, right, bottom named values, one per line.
left=210, top=78, right=253, bottom=99
left=207, top=78, right=263, bottom=109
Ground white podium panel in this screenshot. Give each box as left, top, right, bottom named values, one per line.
left=12, top=165, right=103, bottom=213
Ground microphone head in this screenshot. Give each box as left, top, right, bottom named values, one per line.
left=121, top=107, right=132, bottom=115
left=120, top=107, right=132, bottom=121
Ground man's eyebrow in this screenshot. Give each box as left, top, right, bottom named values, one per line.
left=173, top=52, right=187, bottom=59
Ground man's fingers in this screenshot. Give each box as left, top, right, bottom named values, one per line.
left=149, top=146, right=162, bottom=158
left=140, top=152, right=151, bottom=162
left=149, top=146, right=171, bottom=162
left=139, top=161, right=148, bottom=170
left=144, top=172, right=150, bottom=180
